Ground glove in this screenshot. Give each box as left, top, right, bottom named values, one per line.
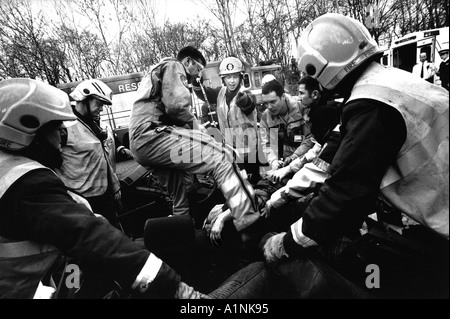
left=117, top=147, right=134, bottom=161
left=235, top=91, right=250, bottom=109
left=189, top=75, right=202, bottom=86
left=174, top=282, right=209, bottom=299
left=123, top=148, right=133, bottom=158
left=262, top=232, right=289, bottom=263
left=270, top=159, right=283, bottom=171
left=199, top=124, right=209, bottom=135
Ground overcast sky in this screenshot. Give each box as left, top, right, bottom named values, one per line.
left=32, top=0, right=213, bottom=24
left=158, top=0, right=212, bottom=23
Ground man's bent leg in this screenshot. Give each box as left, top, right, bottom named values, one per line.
left=195, top=134, right=260, bottom=231
left=152, top=168, right=193, bottom=216
left=133, top=128, right=260, bottom=231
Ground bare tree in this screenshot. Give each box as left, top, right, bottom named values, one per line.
left=106, top=0, right=135, bottom=74
left=59, top=0, right=134, bottom=75
left=416, top=0, right=448, bottom=29
left=282, top=0, right=314, bottom=52
left=198, top=0, right=240, bottom=56
left=124, top=0, right=213, bottom=71
left=2, top=0, right=448, bottom=83
left=51, top=1, right=109, bottom=80
left=0, top=0, right=68, bottom=85
left=385, top=0, right=447, bottom=35
left=57, top=24, right=109, bottom=79
left=124, top=0, right=161, bottom=70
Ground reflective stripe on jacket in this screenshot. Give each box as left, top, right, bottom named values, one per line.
left=104, top=123, right=117, bottom=172
left=348, top=62, right=449, bottom=239
left=0, top=151, right=60, bottom=299
left=216, top=87, right=259, bottom=157
left=57, top=119, right=120, bottom=197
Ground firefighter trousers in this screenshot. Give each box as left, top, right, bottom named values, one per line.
left=131, top=126, right=260, bottom=231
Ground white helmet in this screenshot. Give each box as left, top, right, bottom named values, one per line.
left=438, top=42, right=449, bottom=54
left=297, top=13, right=381, bottom=90
left=0, top=78, right=76, bottom=151
left=261, top=74, right=276, bottom=86
left=219, top=57, right=244, bottom=77
left=70, top=79, right=113, bottom=105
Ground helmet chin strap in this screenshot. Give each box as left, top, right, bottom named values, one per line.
left=22, top=136, right=63, bottom=169
left=80, top=99, right=107, bottom=142
left=83, top=99, right=94, bottom=121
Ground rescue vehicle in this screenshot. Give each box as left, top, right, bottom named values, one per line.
left=380, top=26, right=449, bottom=86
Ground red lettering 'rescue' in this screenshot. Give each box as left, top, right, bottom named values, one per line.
left=117, top=82, right=140, bottom=93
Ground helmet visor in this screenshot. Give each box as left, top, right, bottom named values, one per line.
left=309, top=24, right=357, bottom=64
left=92, top=93, right=113, bottom=105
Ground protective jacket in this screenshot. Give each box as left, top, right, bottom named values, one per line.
left=438, top=58, right=449, bottom=90
left=130, top=57, right=198, bottom=134
left=260, top=95, right=308, bottom=165
left=216, top=87, right=259, bottom=159
left=0, top=150, right=180, bottom=299
left=289, top=62, right=449, bottom=246
left=0, top=151, right=60, bottom=298
left=57, top=118, right=120, bottom=198
left=348, top=62, right=449, bottom=238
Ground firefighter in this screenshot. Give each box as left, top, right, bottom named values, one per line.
left=260, top=77, right=312, bottom=173
left=129, top=46, right=260, bottom=233
left=265, top=75, right=340, bottom=184
left=262, top=13, right=449, bottom=298
left=251, top=76, right=341, bottom=242
left=0, top=78, right=206, bottom=299
left=56, top=79, right=122, bottom=229
left=193, top=56, right=262, bottom=185
left=437, top=42, right=449, bottom=91
left=261, top=74, right=276, bottom=87
left=264, top=75, right=341, bottom=215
